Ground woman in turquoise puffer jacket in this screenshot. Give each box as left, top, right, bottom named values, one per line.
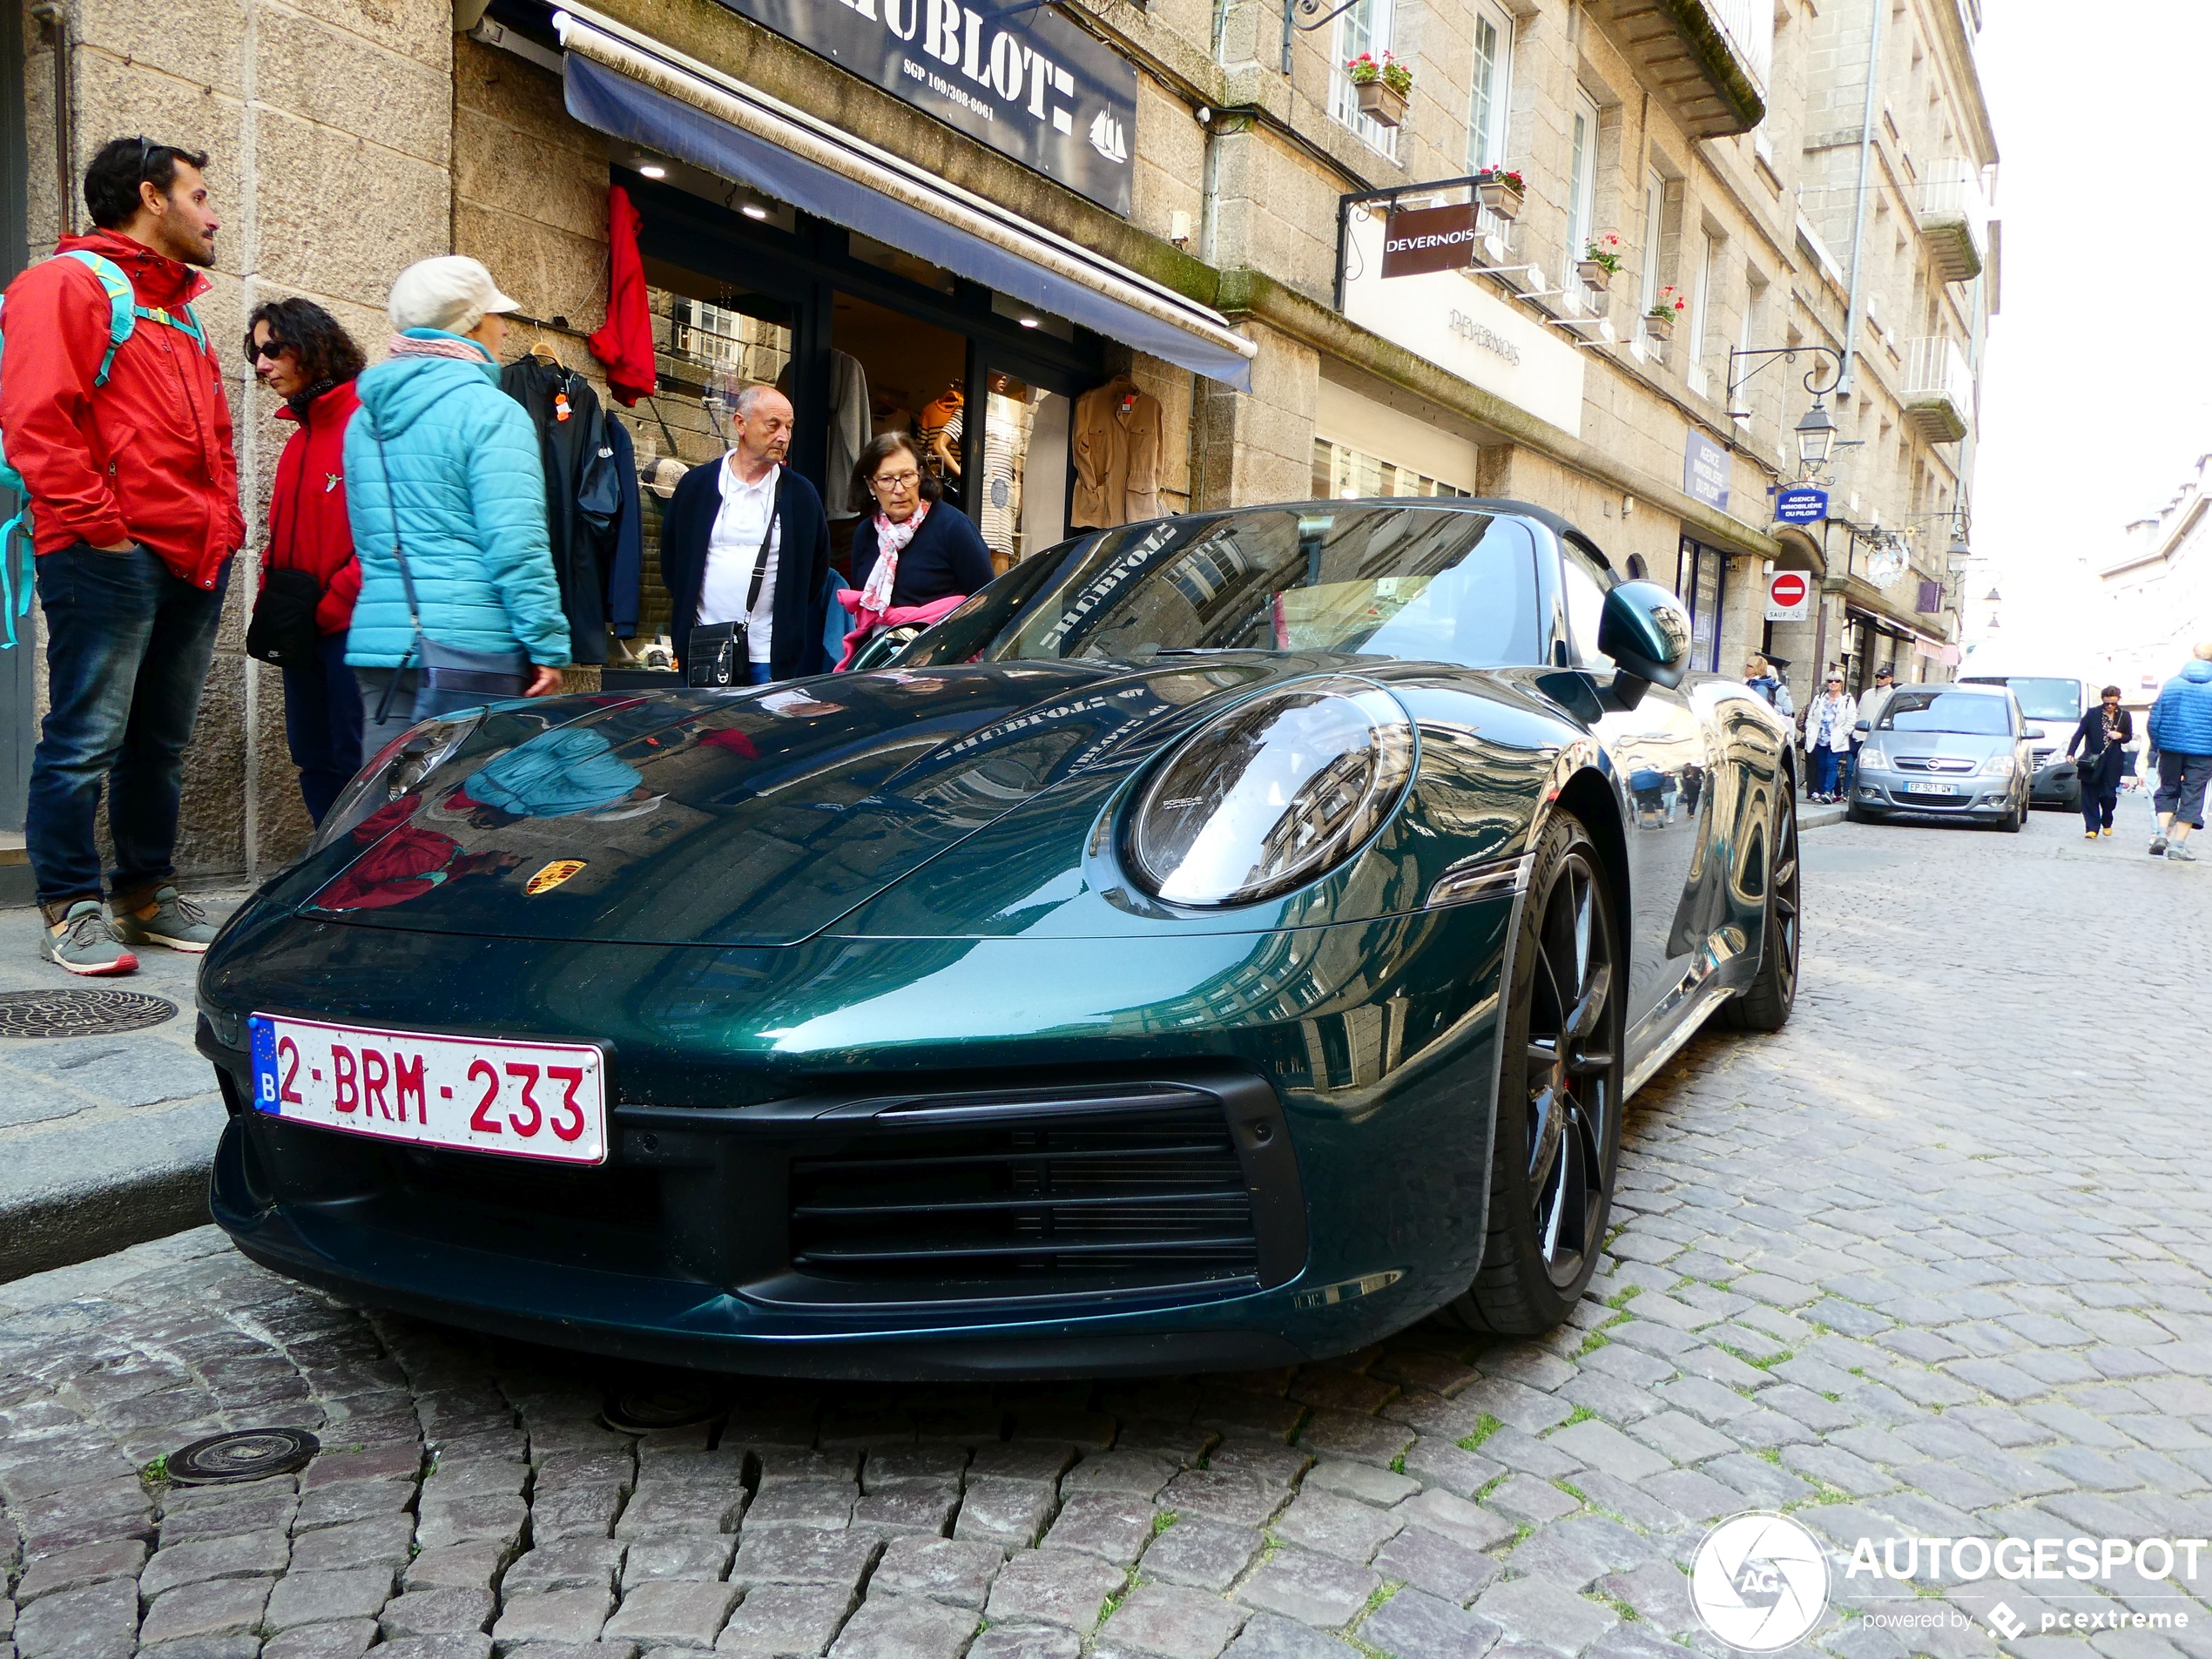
left=344, top=256, right=570, bottom=748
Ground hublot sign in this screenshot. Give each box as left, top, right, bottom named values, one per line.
left=714, top=0, right=1139, bottom=214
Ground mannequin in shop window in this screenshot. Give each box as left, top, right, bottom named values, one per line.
left=916, top=382, right=965, bottom=509
left=655, top=384, right=833, bottom=683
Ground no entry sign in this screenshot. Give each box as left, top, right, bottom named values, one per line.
left=1766, top=570, right=1812, bottom=621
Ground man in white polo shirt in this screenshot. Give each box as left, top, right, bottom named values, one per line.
left=662, top=384, right=833, bottom=684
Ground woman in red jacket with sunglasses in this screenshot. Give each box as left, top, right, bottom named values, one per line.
left=246, top=299, right=366, bottom=826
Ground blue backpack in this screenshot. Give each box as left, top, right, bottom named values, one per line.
left=0, top=250, right=210, bottom=648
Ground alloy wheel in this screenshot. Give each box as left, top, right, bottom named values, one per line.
left=1522, top=851, right=1618, bottom=1290
left=1769, top=803, right=1800, bottom=1003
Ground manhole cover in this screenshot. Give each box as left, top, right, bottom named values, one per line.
left=0, top=988, right=177, bottom=1039
left=166, top=1427, right=320, bottom=1485
left=604, top=1389, right=725, bottom=1433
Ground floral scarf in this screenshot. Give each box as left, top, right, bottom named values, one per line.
left=860, top=501, right=930, bottom=612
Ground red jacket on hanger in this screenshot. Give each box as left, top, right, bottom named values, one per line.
left=266, top=378, right=363, bottom=634
left=589, top=186, right=657, bottom=407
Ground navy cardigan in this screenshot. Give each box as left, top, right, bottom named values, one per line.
left=658, top=460, right=833, bottom=680
left=850, top=504, right=997, bottom=610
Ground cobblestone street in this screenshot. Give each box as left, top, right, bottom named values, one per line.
left=3, top=801, right=2209, bottom=1659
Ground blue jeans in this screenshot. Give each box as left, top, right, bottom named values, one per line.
left=282, top=632, right=364, bottom=825
left=1812, top=746, right=1842, bottom=796
left=27, top=544, right=229, bottom=911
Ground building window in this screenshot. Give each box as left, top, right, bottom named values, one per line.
left=1331, top=0, right=1399, bottom=160
left=1688, top=229, right=1713, bottom=374
left=1312, top=438, right=1474, bottom=501
left=1566, top=91, right=1599, bottom=260
left=1467, top=3, right=1512, bottom=171
left=1637, top=169, right=1665, bottom=327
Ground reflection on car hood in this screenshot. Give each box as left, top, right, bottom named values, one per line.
left=300, top=661, right=1291, bottom=946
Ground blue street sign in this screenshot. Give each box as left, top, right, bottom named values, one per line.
left=1775, top=486, right=1829, bottom=524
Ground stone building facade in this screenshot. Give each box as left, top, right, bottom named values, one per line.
left=0, top=0, right=1995, bottom=884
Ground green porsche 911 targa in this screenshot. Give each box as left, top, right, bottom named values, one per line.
left=197, top=498, right=1799, bottom=1378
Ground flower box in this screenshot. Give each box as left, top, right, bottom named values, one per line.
left=1357, top=80, right=1407, bottom=127
left=1575, top=258, right=1615, bottom=292
left=1643, top=312, right=1676, bottom=342
left=1475, top=179, right=1523, bottom=219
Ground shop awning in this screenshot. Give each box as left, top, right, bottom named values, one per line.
left=553, top=10, right=1258, bottom=390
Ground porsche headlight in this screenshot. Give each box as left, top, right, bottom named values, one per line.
left=308, top=711, right=485, bottom=853
left=1125, top=678, right=1413, bottom=907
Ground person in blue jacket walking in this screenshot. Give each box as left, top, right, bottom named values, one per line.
left=2147, top=641, right=2212, bottom=862
left=345, top=256, right=569, bottom=749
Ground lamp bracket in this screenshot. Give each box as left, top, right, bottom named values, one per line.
left=1726, top=343, right=1844, bottom=411
left=1283, top=0, right=1369, bottom=71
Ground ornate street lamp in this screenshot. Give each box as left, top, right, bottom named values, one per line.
left=1794, top=401, right=1836, bottom=472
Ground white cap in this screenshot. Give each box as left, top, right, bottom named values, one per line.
left=388, top=255, right=522, bottom=336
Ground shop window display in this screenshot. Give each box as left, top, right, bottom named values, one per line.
left=1311, top=439, right=1474, bottom=502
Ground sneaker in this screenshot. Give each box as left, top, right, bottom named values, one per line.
left=2084, top=830, right=2098, bottom=840
left=2151, top=836, right=2169, bottom=855
left=2168, top=842, right=2199, bottom=863
left=2101, top=827, right=2114, bottom=836
left=111, top=885, right=219, bottom=953
left=40, top=900, right=139, bottom=977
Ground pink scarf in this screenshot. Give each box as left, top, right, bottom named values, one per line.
left=860, top=501, right=930, bottom=612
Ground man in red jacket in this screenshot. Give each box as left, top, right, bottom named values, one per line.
left=0, top=138, right=243, bottom=974
left=246, top=297, right=365, bottom=825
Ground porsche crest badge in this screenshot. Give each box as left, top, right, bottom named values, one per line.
left=525, top=860, right=587, bottom=896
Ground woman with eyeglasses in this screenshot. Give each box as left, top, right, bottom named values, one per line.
left=838, top=432, right=995, bottom=664
left=243, top=297, right=366, bottom=824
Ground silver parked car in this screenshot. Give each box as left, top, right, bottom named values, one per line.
left=1847, top=682, right=2041, bottom=832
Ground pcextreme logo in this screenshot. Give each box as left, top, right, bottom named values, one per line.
left=1689, top=1512, right=1831, bottom=1651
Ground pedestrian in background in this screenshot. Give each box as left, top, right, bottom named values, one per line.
left=344, top=256, right=568, bottom=750
left=2147, top=642, right=2212, bottom=862
left=1743, top=655, right=1793, bottom=717
left=658, top=384, right=833, bottom=685
left=0, top=137, right=240, bottom=975
left=1803, top=673, right=1857, bottom=803
left=245, top=298, right=365, bottom=825
left=2066, top=684, right=2132, bottom=840
left=1859, top=664, right=1898, bottom=732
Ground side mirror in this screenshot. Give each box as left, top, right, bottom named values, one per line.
left=1853, top=720, right=1871, bottom=736
left=1597, top=580, right=1692, bottom=690
left=2023, top=725, right=2047, bottom=741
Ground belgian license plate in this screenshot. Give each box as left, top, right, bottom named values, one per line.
left=1903, top=780, right=1962, bottom=797
left=248, top=1015, right=607, bottom=1164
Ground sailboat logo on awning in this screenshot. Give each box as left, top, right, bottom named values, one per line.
left=1089, top=109, right=1128, bottom=164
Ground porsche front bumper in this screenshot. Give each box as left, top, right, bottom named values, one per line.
left=196, top=899, right=1514, bottom=1377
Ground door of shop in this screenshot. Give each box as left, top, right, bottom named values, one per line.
left=628, top=172, right=1106, bottom=588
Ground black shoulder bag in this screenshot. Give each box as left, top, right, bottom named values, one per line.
left=686, top=488, right=774, bottom=688
left=245, top=446, right=327, bottom=669
left=367, top=415, right=536, bottom=723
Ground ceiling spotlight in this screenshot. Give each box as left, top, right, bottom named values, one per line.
left=741, top=199, right=770, bottom=220
left=1017, top=314, right=1041, bottom=328
left=628, top=155, right=668, bottom=179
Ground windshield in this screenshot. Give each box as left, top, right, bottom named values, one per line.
left=1971, top=677, right=2081, bottom=719
left=1882, top=691, right=2014, bottom=736
left=902, top=505, right=1544, bottom=670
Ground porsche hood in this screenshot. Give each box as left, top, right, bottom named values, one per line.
left=298, top=662, right=1282, bottom=947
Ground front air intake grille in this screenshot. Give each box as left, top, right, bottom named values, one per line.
left=787, top=1090, right=1259, bottom=1289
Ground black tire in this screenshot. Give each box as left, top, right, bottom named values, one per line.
left=1440, top=813, right=1624, bottom=1336
left=1845, top=802, right=1878, bottom=824
left=1722, top=779, right=1799, bottom=1034
left=1997, top=795, right=2022, bottom=833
